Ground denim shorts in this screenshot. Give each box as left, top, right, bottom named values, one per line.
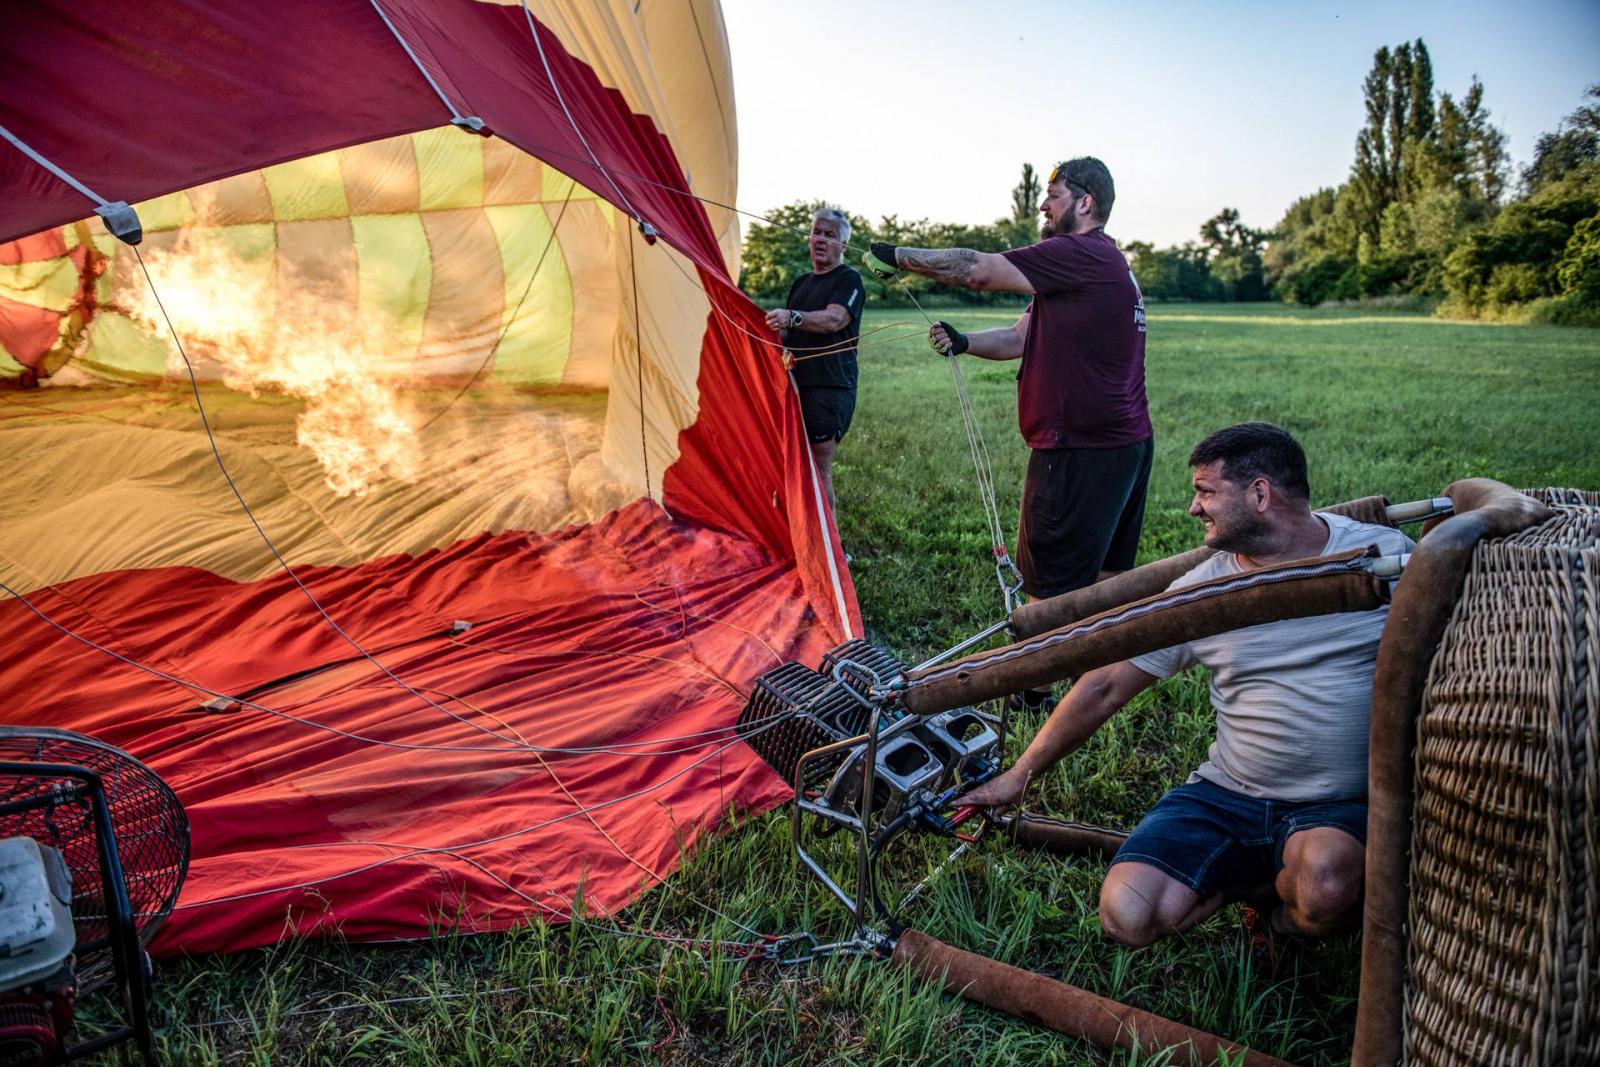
left=1108, top=778, right=1367, bottom=901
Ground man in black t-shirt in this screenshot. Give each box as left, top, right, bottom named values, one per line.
left=764, top=207, right=866, bottom=513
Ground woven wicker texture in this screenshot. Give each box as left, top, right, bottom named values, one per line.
left=1404, top=489, right=1599, bottom=1064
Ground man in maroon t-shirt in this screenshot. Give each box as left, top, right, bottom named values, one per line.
left=864, top=158, right=1152, bottom=669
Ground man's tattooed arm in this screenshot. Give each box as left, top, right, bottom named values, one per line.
left=895, top=247, right=979, bottom=287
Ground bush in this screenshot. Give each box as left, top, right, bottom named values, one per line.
left=1484, top=262, right=1551, bottom=306
left=1521, top=292, right=1600, bottom=326
left=1555, top=214, right=1600, bottom=304
left=1440, top=198, right=1587, bottom=314
left=1278, top=254, right=1354, bottom=306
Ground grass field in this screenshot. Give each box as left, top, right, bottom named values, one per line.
left=144, top=305, right=1600, bottom=1064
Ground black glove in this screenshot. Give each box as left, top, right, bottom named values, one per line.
left=930, top=320, right=969, bottom=357
left=863, top=242, right=900, bottom=278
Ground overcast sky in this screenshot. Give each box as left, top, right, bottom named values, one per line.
left=722, top=0, right=1598, bottom=248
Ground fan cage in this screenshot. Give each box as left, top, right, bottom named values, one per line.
left=0, top=727, right=189, bottom=987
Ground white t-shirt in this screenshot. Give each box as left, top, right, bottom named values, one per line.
left=1129, top=512, right=1415, bottom=802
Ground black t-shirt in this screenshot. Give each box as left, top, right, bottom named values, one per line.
left=781, top=264, right=865, bottom=390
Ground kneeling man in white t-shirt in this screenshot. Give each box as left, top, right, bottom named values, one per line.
left=961, top=422, right=1413, bottom=948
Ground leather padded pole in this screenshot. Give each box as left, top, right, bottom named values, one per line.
left=1350, top=479, right=1550, bottom=1067
left=1009, top=496, right=1394, bottom=640
left=892, top=929, right=1296, bottom=1067
left=1000, top=813, right=1128, bottom=859
left=901, top=547, right=1385, bottom=716
left=1011, top=547, right=1214, bottom=640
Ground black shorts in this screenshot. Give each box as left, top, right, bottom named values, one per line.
left=1016, top=436, right=1153, bottom=599
left=799, top=387, right=856, bottom=443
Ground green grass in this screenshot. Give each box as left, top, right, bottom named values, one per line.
left=138, top=305, right=1600, bottom=1064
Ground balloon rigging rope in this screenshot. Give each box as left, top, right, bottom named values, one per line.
left=631, top=588, right=784, bottom=667
left=118, top=245, right=805, bottom=757
left=168, top=724, right=774, bottom=911
left=518, top=0, right=645, bottom=225
left=0, top=574, right=795, bottom=757
left=891, top=281, right=1014, bottom=596
left=417, top=180, right=575, bottom=432
left=648, top=246, right=926, bottom=359
left=131, top=247, right=591, bottom=753
left=371, top=684, right=762, bottom=948
left=627, top=222, right=651, bottom=498
left=376, top=680, right=743, bottom=758
left=489, top=72, right=1015, bottom=597
left=175, top=726, right=793, bottom=1027
left=367, top=0, right=475, bottom=126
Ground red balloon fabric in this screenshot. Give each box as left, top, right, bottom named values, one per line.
left=0, top=1, right=859, bottom=952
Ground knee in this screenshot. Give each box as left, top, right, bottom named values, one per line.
left=1288, top=857, right=1363, bottom=928
left=1098, top=882, right=1160, bottom=948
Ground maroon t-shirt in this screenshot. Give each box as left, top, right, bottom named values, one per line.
left=1000, top=230, right=1151, bottom=449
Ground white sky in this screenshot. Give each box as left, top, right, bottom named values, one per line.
left=722, top=0, right=1599, bottom=247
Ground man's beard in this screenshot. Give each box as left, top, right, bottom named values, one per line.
left=1041, top=210, right=1078, bottom=238
left=1205, top=510, right=1276, bottom=556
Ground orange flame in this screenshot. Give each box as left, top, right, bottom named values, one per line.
left=132, top=233, right=424, bottom=497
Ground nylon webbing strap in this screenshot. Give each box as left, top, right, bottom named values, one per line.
left=0, top=122, right=142, bottom=244
left=518, top=0, right=646, bottom=227
left=368, top=0, right=487, bottom=133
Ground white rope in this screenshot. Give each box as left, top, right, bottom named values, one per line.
left=896, top=282, right=1023, bottom=612
left=946, top=357, right=1007, bottom=555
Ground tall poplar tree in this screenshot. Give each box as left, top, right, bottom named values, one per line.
left=1000, top=163, right=1042, bottom=248
left=1349, top=45, right=1395, bottom=242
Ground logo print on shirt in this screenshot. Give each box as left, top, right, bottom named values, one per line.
left=1128, top=270, right=1147, bottom=333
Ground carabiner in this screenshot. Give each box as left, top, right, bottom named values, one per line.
left=765, top=932, right=819, bottom=965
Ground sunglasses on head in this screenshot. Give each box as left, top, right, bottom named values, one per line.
left=1048, top=163, right=1088, bottom=196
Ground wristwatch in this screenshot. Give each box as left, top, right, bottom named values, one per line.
left=790, top=309, right=804, bottom=328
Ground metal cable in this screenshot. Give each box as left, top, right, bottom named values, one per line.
left=168, top=721, right=786, bottom=910
left=133, top=248, right=542, bottom=751
left=417, top=181, right=575, bottom=432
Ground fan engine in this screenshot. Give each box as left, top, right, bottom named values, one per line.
left=0, top=838, right=78, bottom=1066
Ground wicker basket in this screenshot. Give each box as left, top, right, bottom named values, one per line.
left=1404, top=489, right=1599, bottom=1064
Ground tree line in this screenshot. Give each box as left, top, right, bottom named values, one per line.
left=1265, top=42, right=1598, bottom=323
left=738, top=165, right=1040, bottom=309
left=740, top=40, right=1598, bottom=323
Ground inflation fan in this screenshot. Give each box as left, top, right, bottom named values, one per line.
left=0, top=727, right=189, bottom=1065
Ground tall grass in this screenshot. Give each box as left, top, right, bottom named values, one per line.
left=143, top=306, right=1600, bottom=1064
